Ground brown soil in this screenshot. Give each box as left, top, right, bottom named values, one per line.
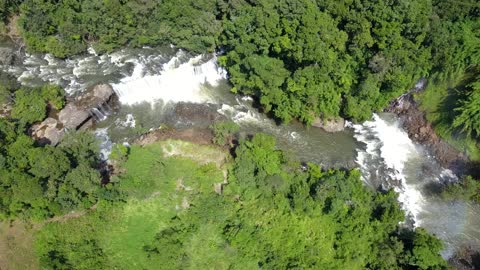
left=134, top=127, right=214, bottom=146
left=386, top=87, right=470, bottom=174
left=5, top=16, right=23, bottom=47
left=0, top=220, right=38, bottom=270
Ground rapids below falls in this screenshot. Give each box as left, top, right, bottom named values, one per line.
left=2, top=45, right=480, bottom=259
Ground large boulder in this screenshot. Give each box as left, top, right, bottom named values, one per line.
left=312, top=117, right=345, bottom=132
left=0, top=47, right=15, bottom=65
left=32, top=84, right=115, bottom=145
left=58, top=84, right=115, bottom=130
left=31, top=117, right=65, bottom=146
left=58, top=103, right=91, bottom=130
left=74, top=84, right=114, bottom=110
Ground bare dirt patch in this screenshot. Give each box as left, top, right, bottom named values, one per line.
left=135, top=127, right=214, bottom=146
left=0, top=220, right=38, bottom=270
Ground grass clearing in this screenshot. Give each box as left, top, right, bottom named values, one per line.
left=32, top=140, right=229, bottom=269
left=0, top=221, right=38, bottom=270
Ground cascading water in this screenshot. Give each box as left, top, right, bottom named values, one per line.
left=111, top=53, right=226, bottom=105
left=3, top=46, right=479, bottom=258
left=351, top=113, right=480, bottom=258
left=349, top=113, right=427, bottom=221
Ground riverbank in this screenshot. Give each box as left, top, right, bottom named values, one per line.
left=386, top=80, right=476, bottom=177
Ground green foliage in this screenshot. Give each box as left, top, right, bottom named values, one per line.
left=405, top=228, right=446, bottom=270
left=0, top=0, right=22, bottom=23
left=35, top=213, right=109, bottom=270
left=219, top=0, right=432, bottom=123
left=31, top=135, right=447, bottom=269
left=35, top=140, right=227, bottom=269
left=6, top=0, right=480, bottom=128
left=10, top=84, right=65, bottom=124
left=0, top=85, right=102, bottom=219
left=141, top=134, right=446, bottom=269
left=0, top=108, right=104, bottom=219
left=441, top=176, right=480, bottom=203
left=210, top=120, right=239, bottom=146
left=453, top=78, right=480, bottom=139
left=17, top=0, right=223, bottom=57
left=11, top=88, right=46, bottom=124
left=0, top=71, right=20, bottom=105
left=40, top=84, right=65, bottom=110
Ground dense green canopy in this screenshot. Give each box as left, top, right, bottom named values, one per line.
left=35, top=134, right=447, bottom=269
left=0, top=84, right=110, bottom=220
left=4, top=0, right=476, bottom=124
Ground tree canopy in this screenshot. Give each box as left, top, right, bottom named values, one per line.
left=5, top=0, right=479, bottom=124
left=34, top=134, right=447, bottom=269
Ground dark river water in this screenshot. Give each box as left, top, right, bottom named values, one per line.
left=1, top=45, right=479, bottom=259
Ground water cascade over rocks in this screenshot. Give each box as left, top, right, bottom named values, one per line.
left=350, top=113, right=480, bottom=258
left=111, top=54, right=226, bottom=105
left=2, top=47, right=480, bottom=258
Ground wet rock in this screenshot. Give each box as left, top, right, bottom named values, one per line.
left=58, top=103, right=91, bottom=130
left=385, top=78, right=469, bottom=174
left=312, top=117, right=345, bottom=132
left=31, top=117, right=64, bottom=146
left=0, top=47, right=15, bottom=65
left=74, top=84, right=114, bottom=110
left=448, top=246, right=480, bottom=270
left=172, top=103, right=226, bottom=126
left=58, top=84, right=115, bottom=130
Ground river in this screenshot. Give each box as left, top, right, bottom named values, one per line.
left=1, top=47, right=479, bottom=259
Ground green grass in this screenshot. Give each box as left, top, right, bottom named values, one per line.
left=417, top=78, right=480, bottom=161
left=34, top=140, right=229, bottom=270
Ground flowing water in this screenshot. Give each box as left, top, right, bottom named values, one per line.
left=350, top=114, right=480, bottom=257
left=1, top=46, right=480, bottom=258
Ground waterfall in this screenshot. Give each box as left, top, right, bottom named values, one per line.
left=349, top=113, right=480, bottom=258
left=349, top=113, right=426, bottom=221
left=3, top=45, right=480, bottom=258
left=111, top=52, right=227, bottom=106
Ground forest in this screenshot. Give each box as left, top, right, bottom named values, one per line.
left=0, top=0, right=476, bottom=125
left=33, top=134, right=447, bottom=269
left=0, top=0, right=479, bottom=269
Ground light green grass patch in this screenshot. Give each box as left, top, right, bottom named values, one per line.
left=34, top=140, right=229, bottom=270
left=100, top=141, right=227, bottom=268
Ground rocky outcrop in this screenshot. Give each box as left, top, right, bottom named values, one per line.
left=73, top=84, right=114, bottom=110
left=386, top=79, right=469, bottom=173
left=135, top=127, right=213, bottom=146
left=312, top=117, right=345, bottom=132
left=0, top=47, right=15, bottom=65
left=172, top=103, right=226, bottom=126
left=31, top=117, right=65, bottom=146
left=33, top=84, right=116, bottom=145
left=58, top=103, right=91, bottom=130
left=58, top=83, right=115, bottom=130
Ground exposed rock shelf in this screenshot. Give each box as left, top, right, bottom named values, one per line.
left=31, top=84, right=117, bottom=145
left=385, top=79, right=470, bottom=175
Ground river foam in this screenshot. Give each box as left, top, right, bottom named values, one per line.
left=112, top=53, right=226, bottom=105
left=349, top=114, right=425, bottom=221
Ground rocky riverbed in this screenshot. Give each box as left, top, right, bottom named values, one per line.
left=385, top=79, right=473, bottom=176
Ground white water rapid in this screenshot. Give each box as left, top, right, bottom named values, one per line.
left=2, top=47, right=480, bottom=258
left=351, top=113, right=480, bottom=257
left=111, top=53, right=227, bottom=105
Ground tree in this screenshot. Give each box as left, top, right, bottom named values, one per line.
left=11, top=88, right=46, bottom=124
left=210, top=121, right=239, bottom=146
left=453, top=80, right=480, bottom=138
